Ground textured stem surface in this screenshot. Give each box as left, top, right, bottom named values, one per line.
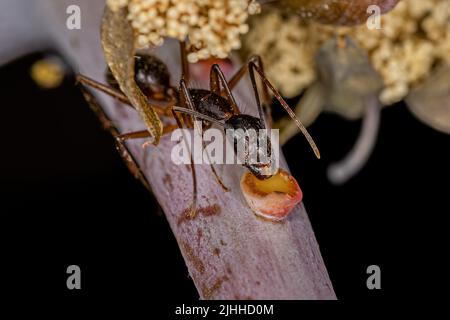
left=3, top=0, right=336, bottom=299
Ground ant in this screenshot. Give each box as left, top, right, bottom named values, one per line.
left=77, top=41, right=320, bottom=217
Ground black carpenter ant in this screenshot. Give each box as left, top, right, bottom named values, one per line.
left=77, top=41, right=320, bottom=216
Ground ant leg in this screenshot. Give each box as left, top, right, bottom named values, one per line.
left=247, top=61, right=268, bottom=129
left=227, top=55, right=271, bottom=106
left=179, top=80, right=230, bottom=192
left=170, top=106, right=198, bottom=218
left=207, top=158, right=230, bottom=192
left=116, top=124, right=178, bottom=142
left=248, top=62, right=321, bottom=159
left=79, top=86, right=152, bottom=191
left=76, top=74, right=168, bottom=116
left=116, top=130, right=151, bottom=142
left=179, top=40, right=190, bottom=84
left=77, top=74, right=132, bottom=106
left=226, top=56, right=272, bottom=125
left=210, top=64, right=239, bottom=114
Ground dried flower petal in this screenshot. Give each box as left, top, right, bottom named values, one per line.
left=101, top=5, right=163, bottom=144
left=240, top=169, right=303, bottom=221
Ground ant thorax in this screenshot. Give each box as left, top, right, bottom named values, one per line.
left=189, top=89, right=233, bottom=122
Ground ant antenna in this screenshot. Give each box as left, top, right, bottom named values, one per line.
left=173, top=106, right=226, bottom=128
left=250, top=63, right=321, bottom=159
left=278, top=101, right=321, bottom=159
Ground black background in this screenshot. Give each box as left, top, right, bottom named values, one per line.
left=1, top=52, right=448, bottom=308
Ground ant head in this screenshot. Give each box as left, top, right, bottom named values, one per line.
left=225, top=114, right=275, bottom=179
left=105, top=54, right=172, bottom=100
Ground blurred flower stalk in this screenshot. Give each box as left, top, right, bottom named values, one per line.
left=240, top=0, right=450, bottom=184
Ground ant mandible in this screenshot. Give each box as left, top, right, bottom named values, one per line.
left=77, top=41, right=320, bottom=217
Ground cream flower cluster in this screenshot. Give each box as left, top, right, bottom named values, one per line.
left=243, top=0, right=449, bottom=105
left=107, top=0, right=261, bottom=63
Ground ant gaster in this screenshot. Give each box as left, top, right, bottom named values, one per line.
left=77, top=41, right=320, bottom=217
